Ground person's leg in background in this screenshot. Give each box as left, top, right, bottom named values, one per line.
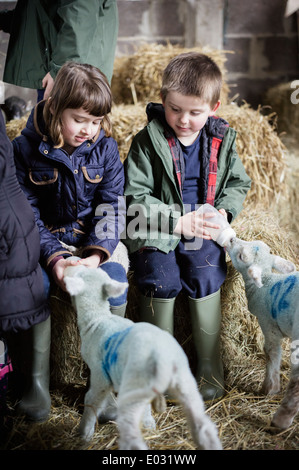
left=17, top=268, right=51, bottom=421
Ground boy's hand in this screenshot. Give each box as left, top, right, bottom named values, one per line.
left=174, top=210, right=224, bottom=239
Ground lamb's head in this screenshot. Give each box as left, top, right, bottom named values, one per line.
left=226, top=238, right=296, bottom=288
left=64, top=264, right=128, bottom=304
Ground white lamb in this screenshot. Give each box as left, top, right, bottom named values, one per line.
left=63, top=261, right=222, bottom=450
left=226, top=237, right=299, bottom=429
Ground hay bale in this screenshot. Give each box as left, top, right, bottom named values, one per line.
left=264, top=81, right=299, bottom=140
left=112, top=42, right=231, bottom=106
left=219, top=102, right=287, bottom=208
left=111, top=102, right=147, bottom=162
left=50, top=286, right=88, bottom=387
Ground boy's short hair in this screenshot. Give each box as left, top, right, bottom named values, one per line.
left=160, top=52, right=222, bottom=108
left=44, top=61, right=112, bottom=147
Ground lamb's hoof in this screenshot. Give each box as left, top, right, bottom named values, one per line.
left=78, top=424, right=94, bottom=442
left=271, top=411, right=294, bottom=430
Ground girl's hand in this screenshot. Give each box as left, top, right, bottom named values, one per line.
left=52, top=253, right=102, bottom=291
left=77, top=253, right=102, bottom=269
left=52, top=257, right=81, bottom=291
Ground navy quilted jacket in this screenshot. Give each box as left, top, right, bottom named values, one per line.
left=13, top=101, right=125, bottom=268
left=0, top=112, right=50, bottom=333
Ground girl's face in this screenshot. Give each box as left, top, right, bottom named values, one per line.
left=162, top=91, right=220, bottom=146
left=60, top=107, right=103, bottom=150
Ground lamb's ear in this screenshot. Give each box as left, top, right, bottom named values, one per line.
left=247, top=265, right=263, bottom=288
left=64, top=276, right=86, bottom=296
left=104, top=280, right=128, bottom=299
left=272, top=255, right=296, bottom=274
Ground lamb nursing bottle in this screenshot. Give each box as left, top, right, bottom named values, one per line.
left=198, top=203, right=236, bottom=247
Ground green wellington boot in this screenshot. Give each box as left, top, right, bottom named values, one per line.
left=17, top=316, right=51, bottom=422
left=189, top=290, right=225, bottom=402
left=110, top=303, right=127, bottom=318
left=138, top=295, right=176, bottom=335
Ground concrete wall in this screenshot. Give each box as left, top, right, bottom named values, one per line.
left=0, top=0, right=298, bottom=108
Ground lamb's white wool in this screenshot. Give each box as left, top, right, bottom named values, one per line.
left=227, top=237, right=299, bottom=429
left=64, top=263, right=222, bottom=450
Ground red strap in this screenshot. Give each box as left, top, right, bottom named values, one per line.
left=206, top=137, right=222, bottom=206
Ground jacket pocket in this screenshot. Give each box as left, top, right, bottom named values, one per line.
left=29, top=168, right=58, bottom=185
left=81, top=166, right=103, bottom=183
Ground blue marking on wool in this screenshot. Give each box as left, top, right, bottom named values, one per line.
left=102, top=327, right=133, bottom=379
left=270, top=275, right=297, bottom=319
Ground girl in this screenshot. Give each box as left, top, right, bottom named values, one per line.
left=12, top=62, right=127, bottom=421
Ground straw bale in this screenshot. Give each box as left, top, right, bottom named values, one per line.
left=111, top=43, right=231, bottom=106
left=111, top=102, right=147, bottom=162
left=264, top=81, right=299, bottom=139
left=219, top=102, right=287, bottom=208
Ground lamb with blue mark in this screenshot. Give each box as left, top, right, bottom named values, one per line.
left=226, top=237, right=299, bottom=429
left=63, top=260, right=222, bottom=450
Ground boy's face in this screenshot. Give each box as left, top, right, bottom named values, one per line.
left=162, top=91, right=220, bottom=146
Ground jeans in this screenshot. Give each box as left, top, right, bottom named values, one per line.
left=130, top=239, right=227, bottom=299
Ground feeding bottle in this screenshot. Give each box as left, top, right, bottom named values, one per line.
left=198, top=203, right=236, bottom=247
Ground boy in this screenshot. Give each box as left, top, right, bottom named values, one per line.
left=124, top=53, right=251, bottom=401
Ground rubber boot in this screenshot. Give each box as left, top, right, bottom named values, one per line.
left=138, top=295, right=175, bottom=335
left=110, top=303, right=127, bottom=318
left=188, top=290, right=224, bottom=402
left=17, top=316, right=51, bottom=422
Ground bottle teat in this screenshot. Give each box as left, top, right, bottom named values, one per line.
left=197, top=203, right=236, bottom=247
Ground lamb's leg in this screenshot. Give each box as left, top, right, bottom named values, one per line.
left=261, top=332, right=282, bottom=395
left=271, top=375, right=299, bottom=429
left=79, top=385, right=110, bottom=441
left=117, top=397, right=150, bottom=450
left=170, top=373, right=222, bottom=450
left=271, top=338, right=299, bottom=429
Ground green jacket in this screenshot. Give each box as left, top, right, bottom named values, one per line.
left=0, top=0, right=118, bottom=88
left=124, top=115, right=251, bottom=254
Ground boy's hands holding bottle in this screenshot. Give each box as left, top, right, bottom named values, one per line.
left=174, top=208, right=227, bottom=239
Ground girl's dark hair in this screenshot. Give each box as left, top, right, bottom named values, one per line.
left=43, top=62, right=112, bottom=147
left=161, top=52, right=222, bottom=107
